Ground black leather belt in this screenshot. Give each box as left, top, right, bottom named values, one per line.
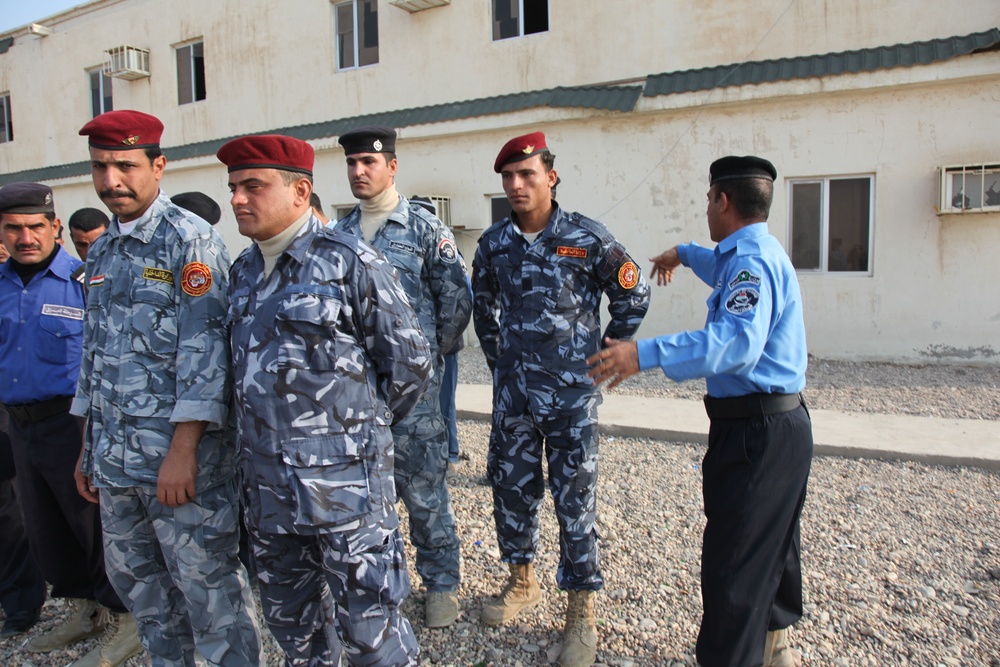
left=5, top=396, right=73, bottom=425
left=703, top=392, right=803, bottom=420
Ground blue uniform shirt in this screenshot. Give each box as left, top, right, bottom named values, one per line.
left=636, top=223, right=807, bottom=397
left=0, top=246, right=85, bottom=404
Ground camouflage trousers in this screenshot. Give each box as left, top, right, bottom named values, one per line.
left=249, top=520, right=418, bottom=666
left=392, top=417, right=460, bottom=592
left=488, top=406, right=604, bottom=591
left=99, top=478, right=264, bottom=666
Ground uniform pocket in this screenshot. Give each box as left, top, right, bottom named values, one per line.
left=38, top=314, right=84, bottom=365
left=130, top=281, right=178, bottom=356
left=281, top=434, right=373, bottom=529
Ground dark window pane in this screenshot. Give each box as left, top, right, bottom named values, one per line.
left=1, top=95, right=12, bottom=143
left=193, top=42, right=206, bottom=101
left=493, top=0, right=519, bottom=40
left=90, top=70, right=102, bottom=118
left=103, top=73, right=113, bottom=112
left=491, top=197, right=509, bottom=224
left=177, top=44, right=192, bottom=104
left=790, top=182, right=821, bottom=270
left=829, top=178, right=870, bottom=272
left=523, top=0, right=548, bottom=35
left=337, top=3, right=356, bottom=69
left=359, top=0, right=378, bottom=66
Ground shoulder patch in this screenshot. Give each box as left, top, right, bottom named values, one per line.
left=438, top=238, right=458, bottom=263
left=725, top=287, right=759, bottom=315
left=727, top=269, right=761, bottom=290
left=618, top=261, right=639, bottom=289
left=181, top=262, right=213, bottom=297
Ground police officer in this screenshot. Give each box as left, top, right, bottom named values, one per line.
left=334, top=126, right=472, bottom=628
left=587, top=156, right=813, bottom=667
left=71, top=110, right=264, bottom=666
left=67, top=207, right=109, bottom=262
left=219, top=134, right=430, bottom=665
left=0, top=182, right=141, bottom=666
left=472, top=132, right=650, bottom=667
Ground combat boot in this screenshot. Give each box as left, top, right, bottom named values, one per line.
left=763, top=627, right=802, bottom=667
left=425, top=590, right=460, bottom=628
left=558, top=590, right=597, bottom=667
left=480, top=563, right=542, bottom=626
left=24, top=598, right=105, bottom=652
left=70, top=609, right=144, bottom=667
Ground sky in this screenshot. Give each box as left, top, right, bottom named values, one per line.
left=0, top=0, right=86, bottom=34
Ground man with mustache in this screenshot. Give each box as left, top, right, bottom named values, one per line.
left=334, top=126, right=472, bottom=628
left=71, top=110, right=264, bottom=666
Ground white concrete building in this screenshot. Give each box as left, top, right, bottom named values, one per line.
left=1, top=0, right=998, bottom=363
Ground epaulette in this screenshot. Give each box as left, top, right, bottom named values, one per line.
left=567, top=212, right=612, bottom=243
left=480, top=217, right=509, bottom=238
left=163, top=205, right=212, bottom=241
left=71, top=265, right=86, bottom=284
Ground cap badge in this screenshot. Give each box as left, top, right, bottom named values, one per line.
left=44, top=193, right=53, bottom=205
left=123, top=135, right=139, bottom=146
left=522, top=145, right=534, bottom=154
left=373, top=139, right=383, bottom=151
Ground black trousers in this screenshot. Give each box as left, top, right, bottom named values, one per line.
left=0, top=422, right=47, bottom=616
left=8, top=410, right=124, bottom=611
left=696, top=404, right=813, bottom=667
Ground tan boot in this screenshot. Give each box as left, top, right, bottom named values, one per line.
left=24, top=598, right=105, bottom=652
left=480, top=563, right=542, bottom=626
left=425, top=590, right=460, bottom=628
left=763, top=628, right=802, bottom=667
left=69, top=610, right=144, bottom=667
left=558, top=590, right=597, bottom=667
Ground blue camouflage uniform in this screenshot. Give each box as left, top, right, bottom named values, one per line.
left=71, top=191, right=264, bottom=666
left=335, top=197, right=471, bottom=593
left=229, top=216, right=431, bottom=666
left=636, top=223, right=812, bottom=667
left=472, top=203, right=650, bottom=590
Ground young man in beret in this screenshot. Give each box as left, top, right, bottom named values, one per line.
left=334, top=126, right=472, bottom=628
left=67, top=207, right=109, bottom=263
left=588, top=156, right=813, bottom=667
left=0, top=182, right=140, bottom=666
left=472, top=131, right=650, bottom=667
left=72, top=110, right=263, bottom=666
left=219, top=133, right=429, bottom=665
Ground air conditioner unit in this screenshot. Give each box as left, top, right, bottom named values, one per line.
left=104, top=45, right=150, bottom=80
left=389, top=0, right=450, bottom=12
left=938, top=163, right=1000, bottom=214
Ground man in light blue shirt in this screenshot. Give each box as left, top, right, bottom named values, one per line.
left=588, top=156, right=812, bottom=667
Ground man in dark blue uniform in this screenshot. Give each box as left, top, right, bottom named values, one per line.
left=587, top=155, right=812, bottom=667
left=0, top=182, right=140, bottom=666
left=473, top=131, right=649, bottom=667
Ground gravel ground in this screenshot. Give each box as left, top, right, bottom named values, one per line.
left=3, top=351, right=999, bottom=666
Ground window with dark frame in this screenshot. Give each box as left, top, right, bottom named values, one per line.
left=490, top=196, right=509, bottom=225
left=176, top=41, right=206, bottom=105
left=492, top=0, right=548, bottom=41
left=335, top=0, right=379, bottom=70
left=788, top=176, right=872, bottom=274
left=0, top=94, right=11, bottom=143
left=90, top=70, right=113, bottom=117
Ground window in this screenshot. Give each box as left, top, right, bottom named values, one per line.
left=176, top=41, right=206, bottom=105
left=0, top=94, right=11, bottom=143
left=490, top=195, right=509, bottom=225
left=940, top=164, right=1000, bottom=213
left=90, top=69, right=113, bottom=117
left=335, top=204, right=357, bottom=221
left=492, top=0, right=548, bottom=41
left=335, top=0, right=379, bottom=70
left=788, top=176, right=872, bottom=273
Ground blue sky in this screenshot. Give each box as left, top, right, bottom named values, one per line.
left=0, top=0, right=84, bottom=34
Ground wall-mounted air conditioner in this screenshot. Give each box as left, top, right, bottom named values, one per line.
left=389, top=0, right=450, bottom=13
left=939, top=163, right=1000, bottom=214
left=104, top=45, right=150, bottom=80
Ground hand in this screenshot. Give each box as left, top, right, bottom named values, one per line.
left=74, top=445, right=99, bottom=504
left=586, top=337, right=640, bottom=390
left=157, top=445, right=197, bottom=508
left=649, top=247, right=681, bottom=286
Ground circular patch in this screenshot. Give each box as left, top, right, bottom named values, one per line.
left=725, top=287, right=759, bottom=314
left=181, top=262, right=213, bottom=297
left=438, top=238, right=458, bottom=264
left=618, top=261, right=639, bottom=289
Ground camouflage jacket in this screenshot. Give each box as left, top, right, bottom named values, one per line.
left=229, top=217, right=432, bottom=535
left=472, top=204, right=651, bottom=415
left=70, top=191, right=235, bottom=490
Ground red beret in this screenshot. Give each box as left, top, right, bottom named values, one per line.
left=494, top=131, right=549, bottom=173
left=79, top=110, right=164, bottom=150
left=216, top=135, right=314, bottom=176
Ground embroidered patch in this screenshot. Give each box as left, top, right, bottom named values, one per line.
left=438, top=238, right=457, bottom=264
left=41, top=304, right=85, bottom=320
left=725, top=287, right=759, bottom=314
left=89, top=275, right=105, bottom=287
left=618, top=261, right=639, bottom=289
left=557, top=246, right=588, bottom=258
left=181, top=262, right=213, bottom=297
left=142, top=267, right=174, bottom=284
left=727, top=269, right=761, bottom=290
left=388, top=240, right=418, bottom=255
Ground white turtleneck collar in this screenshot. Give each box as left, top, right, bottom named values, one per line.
left=359, top=183, right=400, bottom=242
left=256, top=208, right=312, bottom=277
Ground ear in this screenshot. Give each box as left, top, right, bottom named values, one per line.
left=294, top=178, right=313, bottom=206
left=387, top=157, right=398, bottom=178
left=152, top=155, right=167, bottom=180
left=547, top=168, right=558, bottom=188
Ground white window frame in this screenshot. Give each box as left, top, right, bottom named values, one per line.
left=89, top=68, right=113, bottom=117
left=492, top=0, right=549, bottom=41
left=787, top=174, right=874, bottom=275
left=0, top=93, right=11, bottom=144
left=334, top=0, right=379, bottom=71
left=175, top=39, right=206, bottom=105
left=939, top=164, right=1000, bottom=214
left=334, top=204, right=357, bottom=221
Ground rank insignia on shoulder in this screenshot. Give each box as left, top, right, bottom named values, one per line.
left=618, top=261, right=639, bottom=289
left=89, top=274, right=105, bottom=287
left=557, top=246, right=588, bottom=258
left=181, top=262, right=213, bottom=297
left=438, top=238, right=458, bottom=263
left=727, top=269, right=761, bottom=290
left=142, top=267, right=175, bottom=284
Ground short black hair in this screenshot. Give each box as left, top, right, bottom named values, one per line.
left=714, top=178, right=773, bottom=221
left=541, top=151, right=556, bottom=172
left=144, top=147, right=163, bottom=164
left=68, top=207, right=110, bottom=233
left=309, top=192, right=324, bottom=213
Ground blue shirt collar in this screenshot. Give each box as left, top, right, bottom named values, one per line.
left=716, top=222, right=769, bottom=255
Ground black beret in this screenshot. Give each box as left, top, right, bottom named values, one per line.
left=0, top=182, right=55, bottom=215
left=338, top=126, right=396, bottom=156
left=709, top=156, right=777, bottom=184
left=171, top=192, right=222, bottom=225
left=410, top=195, right=436, bottom=215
